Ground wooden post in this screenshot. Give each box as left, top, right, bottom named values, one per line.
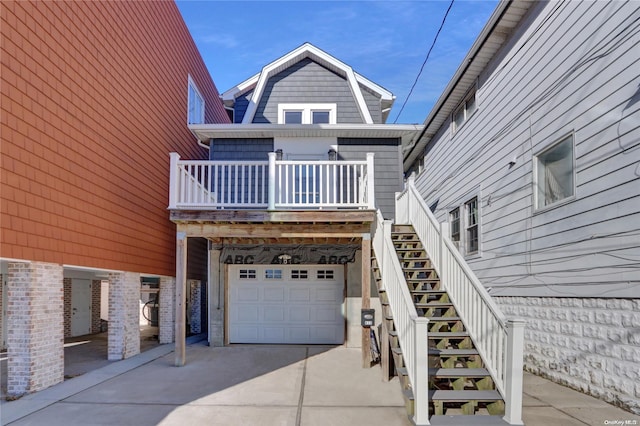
left=175, top=230, right=187, bottom=366
left=361, top=233, right=372, bottom=368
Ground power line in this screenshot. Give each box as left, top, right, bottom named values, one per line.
left=393, top=0, right=455, bottom=124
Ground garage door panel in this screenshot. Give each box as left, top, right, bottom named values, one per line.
left=289, top=287, right=311, bottom=301
left=264, top=287, right=285, bottom=301
left=290, top=306, right=311, bottom=322
left=229, top=265, right=344, bottom=344
left=264, top=307, right=286, bottom=322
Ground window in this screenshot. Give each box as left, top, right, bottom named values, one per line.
left=535, top=135, right=575, bottom=209
left=188, top=76, right=205, bottom=124
left=449, top=208, right=460, bottom=243
left=265, top=269, right=282, bottom=279
left=291, top=270, right=308, bottom=279
left=239, top=269, right=256, bottom=279
left=465, top=197, right=479, bottom=254
left=452, top=90, right=477, bottom=133
left=317, top=270, right=334, bottom=280
left=278, top=103, right=336, bottom=124
left=448, top=194, right=481, bottom=256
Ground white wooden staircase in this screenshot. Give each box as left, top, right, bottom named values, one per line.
left=371, top=178, right=524, bottom=425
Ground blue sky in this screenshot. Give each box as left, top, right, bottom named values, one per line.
left=176, top=0, right=498, bottom=124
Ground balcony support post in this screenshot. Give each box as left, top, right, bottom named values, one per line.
left=366, top=153, right=375, bottom=209
left=268, top=152, right=276, bottom=211
left=169, top=152, right=180, bottom=209
left=503, top=318, right=526, bottom=425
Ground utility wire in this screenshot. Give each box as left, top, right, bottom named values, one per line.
left=393, top=0, right=455, bottom=124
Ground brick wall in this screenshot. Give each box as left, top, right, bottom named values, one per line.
left=91, top=280, right=101, bottom=334
left=0, top=1, right=230, bottom=275
left=108, top=272, right=140, bottom=360
left=7, top=262, right=64, bottom=396
left=159, top=276, right=176, bottom=344
left=63, top=278, right=72, bottom=338
left=189, top=280, right=201, bottom=335
left=495, top=296, right=640, bottom=415
left=0, top=273, right=3, bottom=350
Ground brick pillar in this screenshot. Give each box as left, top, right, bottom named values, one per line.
left=159, top=276, right=175, bottom=344
left=7, top=262, right=64, bottom=396
left=108, top=272, right=140, bottom=360
left=189, top=280, right=202, bottom=334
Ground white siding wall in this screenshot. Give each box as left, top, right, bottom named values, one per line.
left=415, top=0, right=640, bottom=298
left=413, top=1, right=640, bottom=413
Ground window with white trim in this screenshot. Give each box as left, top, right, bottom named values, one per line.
left=448, top=194, right=481, bottom=257
left=449, top=207, right=460, bottom=245
left=265, top=269, right=282, bottom=279
left=278, top=103, right=336, bottom=124
left=291, top=270, right=308, bottom=279
left=239, top=269, right=257, bottom=279
left=317, top=270, right=335, bottom=280
left=452, top=90, right=476, bottom=133
left=534, top=134, right=575, bottom=210
left=465, top=197, right=479, bottom=254
left=188, top=76, right=205, bottom=124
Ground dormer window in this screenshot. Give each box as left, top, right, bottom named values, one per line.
left=278, top=103, right=336, bottom=124
left=452, top=90, right=476, bottom=133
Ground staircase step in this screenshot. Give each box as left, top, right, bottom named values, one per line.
left=429, top=415, right=511, bottom=425
left=429, top=390, right=502, bottom=402
left=415, top=302, right=453, bottom=308
left=429, top=368, right=490, bottom=378
left=426, top=316, right=461, bottom=322
left=429, top=348, right=478, bottom=356
left=428, top=331, right=469, bottom=338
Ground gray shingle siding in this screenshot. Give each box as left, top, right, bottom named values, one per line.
left=252, top=58, right=364, bottom=124
left=337, top=138, right=402, bottom=219
left=360, top=84, right=383, bottom=123
left=209, top=138, right=273, bottom=161
left=234, top=90, right=253, bottom=123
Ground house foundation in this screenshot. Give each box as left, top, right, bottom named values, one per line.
left=108, top=272, right=140, bottom=360
left=6, top=261, right=64, bottom=396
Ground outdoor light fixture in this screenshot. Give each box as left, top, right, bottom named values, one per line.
left=328, top=148, right=337, bottom=160
left=276, top=149, right=283, bottom=160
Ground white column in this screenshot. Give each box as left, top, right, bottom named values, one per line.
left=268, top=152, right=276, bottom=210
left=366, top=153, right=375, bottom=209
left=169, top=152, right=180, bottom=209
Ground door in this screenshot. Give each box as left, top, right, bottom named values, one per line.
left=71, top=279, right=92, bottom=337
left=229, top=265, right=344, bottom=344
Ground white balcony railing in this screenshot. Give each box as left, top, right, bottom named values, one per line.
left=168, top=152, right=375, bottom=210
left=396, top=176, right=525, bottom=425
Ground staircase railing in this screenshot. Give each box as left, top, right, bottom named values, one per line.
left=372, top=210, right=429, bottom=425
left=396, top=176, right=525, bottom=425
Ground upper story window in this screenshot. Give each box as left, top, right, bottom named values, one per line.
left=452, top=90, right=477, bottom=133
left=534, top=134, right=575, bottom=210
left=465, top=197, right=479, bottom=254
left=188, top=76, right=205, bottom=124
left=449, top=208, right=460, bottom=244
left=278, top=103, right=336, bottom=124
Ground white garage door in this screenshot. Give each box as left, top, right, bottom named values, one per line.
left=229, top=265, right=344, bottom=344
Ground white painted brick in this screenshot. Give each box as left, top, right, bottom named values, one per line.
left=494, top=296, right=639, bottom=414
left=108, top=272, right=140, bottom=360
left=159, top=276, right=175, bottom=344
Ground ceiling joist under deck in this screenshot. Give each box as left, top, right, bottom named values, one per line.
left=170, top=209, right=376, bottom=224
left=177, top=222, right=372, bottom=240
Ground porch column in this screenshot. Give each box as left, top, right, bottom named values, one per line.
left=159, top=276, right=176, bottom=344
left=108, top=272, right=140, bottom=360
left=361, top=234, right=372, bottom=368
left=7, top=262, right=64, bottom=396
left=209, top=248, right=224, bottom=346
left=175, top=230, right=187, bottom=366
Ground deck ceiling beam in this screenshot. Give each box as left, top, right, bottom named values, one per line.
left=170, top=209, right=376, bottom=224
left=178, top=223, right=371, bottom=239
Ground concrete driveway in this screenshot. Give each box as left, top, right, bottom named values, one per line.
left=2, top=342, right=411, bottom=426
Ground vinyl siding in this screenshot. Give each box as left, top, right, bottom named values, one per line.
left=338, top=138, right=403, bottom=219
left=252, top=58, right=364, bottom=124
left=360, top=84, right=383, bottom=124
left=234, top=89, right=253, bottom=123
left=209, top=138, right=274, bottom=161
left=413, top=0, right=640, bottom=297
left=0, top=1, right=229, bottom=276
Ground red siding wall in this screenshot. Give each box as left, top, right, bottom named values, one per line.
left=0, top=1, right=229, bottom=276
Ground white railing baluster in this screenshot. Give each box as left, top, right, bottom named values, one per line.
left=395, top=180, right=525, bottom=425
